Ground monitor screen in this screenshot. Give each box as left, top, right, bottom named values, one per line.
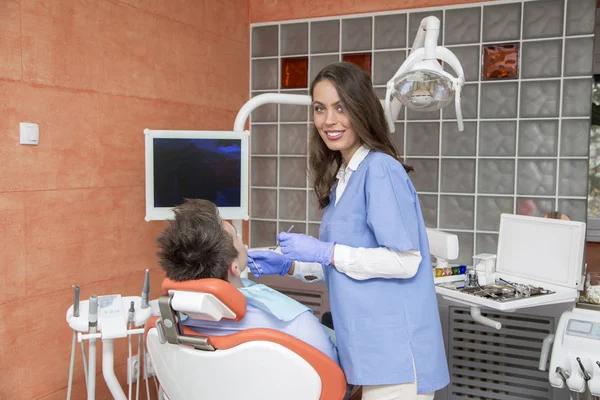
left=144, top=130, right=249, bottom=221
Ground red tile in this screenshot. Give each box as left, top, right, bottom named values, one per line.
left=20, top=0, right=248, bottom=111
left=25, top=187, right=167, bottom=296
left=281, top=57, right=308, bottom=89
left=342, top=53, right=372, bottom=75
left=0, top=0, right=21, bottom=80
left=482, top=43, right=519, bottom=80
left=0, top=193, right=26, bottom=305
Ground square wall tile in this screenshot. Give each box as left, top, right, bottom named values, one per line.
left=476, top=233, right=498, bottom=254
left=342, top=17, right=372, bottom=52
left=559, top=159, right=588, bottom=196
left=440, top=195, right=475, bottom=230
left=562, top=79, right=592, bottom=117
left=560, top=119, right=590, bottom=157
left=477, top=196, right=514, bottom=231
left=566, top=0, right=596, bottom=35
left=517, top=160, right=557, bottom=196
left=518, top=120, right=559, bottom=156
left=252, top=59, right=278, bottom=90
left=311, top=20, right=340, bottom=54
left=521, top=40, right=562, bottom=78
left=520, top=80, right=560, bottom=118
left=558, top=199, right=587, bottom=222
left=280, top=124, right=308, bottom=155
left=442, top=122, right=476, bottom=157
left=517, top=197, right=555, bottom=217
left=280, top=90, right=309, bottom=122
left=251, top=157, right=277, bottom=186
left=478, top=159, right=515, bottom=194
left=522, top=0, right=564, bottom=39
left=409, top=11, right=443, bottom=45
left=405, top=158, right=438, bottom=192
left=479, top=121, right=517, bottom=156
left=251, top=92, right=277, bottom=122
left=441, top=159, right=476, bottom=193
left=564, top=37, right=594, bottom=77
left=373, top=50, right=406, bottom=85
left=281, top=57, right=308, bottom=89
left=455, top=231, right=474, bottom=266
left=406, top=122, right=439, bottom=156
left=281, top=23, right=308, bottom=56
left=482, top=3, right=521, bottom=42
left=279, top=157, right=307, bottom=188
left=419, top=194, right=438, bottom=228
left=308, top=223, right=320, bottom=238
left=251, top=188, right=277, bottom=219
left=444, top=7, right=481, bottom=45
left=443, top=84, right=478, bottom=120
left=279, top=189, right=307, bottom=220
left=250, top=220, right=277, bottom=248
left=480, top=82, right=518, bottom=118
left=310, top=54, right=339, bottom=83
left=391, top=123, right=405, bottom=156
left=252, top=25, right=278, bottom=57
left=308, top=192, right=325, bottom=221
left=342, top=53, right=372, bottom=74
left=374, top=14, right=407, bottom=50
left=407, top=107, right=440, bottom=121
left=482, top=43, right=519, bottom=80
left=251, top=124, right=277, bottom=154
left=444, top=46, right=480, bottom=82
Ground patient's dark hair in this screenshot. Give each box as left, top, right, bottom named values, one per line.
left=156, top=199, right=238, bottom=282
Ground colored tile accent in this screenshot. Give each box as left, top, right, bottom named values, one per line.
left=342, top=53, right=372, bottom=74
left=482, top=43, right=519, bottom=80
left=281, top=57, right=309, bottom=88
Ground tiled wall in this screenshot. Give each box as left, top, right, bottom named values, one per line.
left=249, top=0, right=596, bottom=265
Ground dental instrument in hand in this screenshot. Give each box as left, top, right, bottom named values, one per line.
left=270, top=225, right=294, bottom=250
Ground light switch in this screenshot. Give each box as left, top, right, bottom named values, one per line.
left=20, top=122, right=39, bottom=145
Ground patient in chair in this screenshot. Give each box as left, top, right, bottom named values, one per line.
left=155, top=199, right=339, bottom=365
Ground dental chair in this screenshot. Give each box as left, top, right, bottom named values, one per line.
left=144, top=278, right=350, bottom=400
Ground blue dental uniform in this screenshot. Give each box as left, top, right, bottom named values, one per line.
left=320, top=151, right=449, bottom=394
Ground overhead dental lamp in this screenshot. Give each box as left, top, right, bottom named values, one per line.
left=384, top=16, right=465, bottom=132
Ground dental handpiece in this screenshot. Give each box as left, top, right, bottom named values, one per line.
left=577, top=357, right=592, bottom=381
left=141, top=269, right=150, bottom=309
left=556, top=366, right=570, bottom=382
left=88, top=295, right=98, bottom=330
left=72, top=285, right=80, bottom=318
left=128, top=301, right=136, bottom=324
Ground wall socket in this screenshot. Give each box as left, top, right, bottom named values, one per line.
left=127, top=353, right=156, bottom=384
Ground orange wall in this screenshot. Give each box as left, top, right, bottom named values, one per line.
left=0, top=0, right=248, bottom=398
left=249, top=0, right=489, bottom=22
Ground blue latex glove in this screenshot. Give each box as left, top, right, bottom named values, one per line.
left=278, top=232, right=335, bottom=265
left=247, top=250, right=293, bottom=278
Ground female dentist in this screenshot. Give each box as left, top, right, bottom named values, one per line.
left=248, top=62, right=449, bottom=400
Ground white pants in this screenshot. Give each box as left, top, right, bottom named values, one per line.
left=362, top=382, right=435, bottom=400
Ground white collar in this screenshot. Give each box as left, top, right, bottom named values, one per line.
left=337, top=146, right=370, bottom=178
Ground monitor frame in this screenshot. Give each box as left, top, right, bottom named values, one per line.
left=144, top=129, right=249, bottom=221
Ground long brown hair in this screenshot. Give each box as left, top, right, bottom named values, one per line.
left=308, top=62, right=413, bottom=209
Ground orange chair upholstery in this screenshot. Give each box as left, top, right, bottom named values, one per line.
left=145, top=278, right=348, bottom=400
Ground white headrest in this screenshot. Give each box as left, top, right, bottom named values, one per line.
left=169, top=290, right=237, bottom=321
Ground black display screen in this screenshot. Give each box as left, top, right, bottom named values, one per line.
left=153, top=138, right=241, bottom=207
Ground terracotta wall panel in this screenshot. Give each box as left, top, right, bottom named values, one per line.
left=0, top=268, right=165, bottom=399
left=0, top=193, right=27, bottom=305
left=249, top=0, right=488, bottom=22
left=0, top=0, right=22, bottom=80
left=25, top=187, right=167, bottom=296
left=114, top=0, right=207, bottom=29
left=0, top=81, right=101, bottom=192
left=21, top=0, right=248, bottom=111
left=203, top=0, right=249, bottom=43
